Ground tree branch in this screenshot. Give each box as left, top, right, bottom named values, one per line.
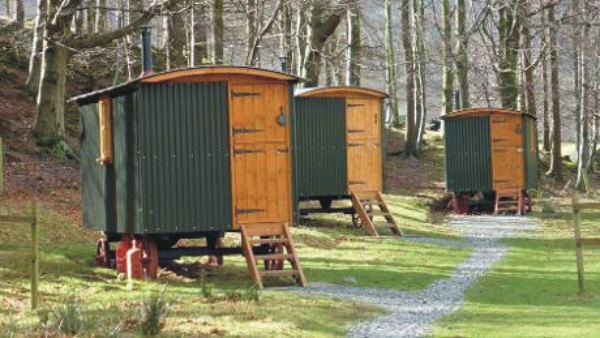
left=68, top=0, right=175, bottom=50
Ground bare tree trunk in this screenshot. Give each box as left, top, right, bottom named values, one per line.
left=167, top=3, right=187, bottom=69
left=345, top=0, right=360, bottom=86
left=191, top=0, right=209, bottom=66
left=26, top=0, right=46, bottom=96
left=415, top=0, right=427, bottom=150
left=576, top=2, right=589, bottom=190
left=282, top=1, right=292, bottom=69
left=87, top=0, right=96, bottom=33
left=34, top=38, right=68, bottom=147
left=96, top=0, right=107, bottom=32
left=213, top=0, right=224, bottom=64
left=385, top=0, right=400, bottom=128
left=498, top=1, right=520, bottom=109
left=547, top=4, right=562, bottom=179
left=522, top=1, right=536, bottom=116
left=455, top=0, right=469, bottom=108
left=572, top=0, right=581, bottom=159
left=441, top=0, right=453, bottom=118
left=402, top=0, right=417, bottom=158
left=542, top=2, right=550, bottom=153
left=304, top=2, right=342, bottom=87
left=12, top=0, right=24, bottom=26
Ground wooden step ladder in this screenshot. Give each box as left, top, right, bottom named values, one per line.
left=240, top=223, right=307, bottom=289
left=350, top=190, right=403, bottom=238
left=494, top=188, right=523, bottom=215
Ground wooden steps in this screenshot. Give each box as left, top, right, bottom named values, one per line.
left=240, top=223, right=307, bottom=289
left=350, top=190, right=403, bottom=238
left=494, top=189, right=523, bottom=215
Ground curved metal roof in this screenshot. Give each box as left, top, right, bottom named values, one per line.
left=295, top=86, right=387, bottom=98
left=71, top=66, right=298, bottom=104
left=440, top=108, right=537, bottom=120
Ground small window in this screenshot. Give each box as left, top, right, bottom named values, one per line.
left=98, top=96, right=113, bottom=166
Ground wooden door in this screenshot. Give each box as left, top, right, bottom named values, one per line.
left=346, top=98, right=382, bottom=192
left=230, top=83, right=292, bottom=228
left=491, top=115, right=524, bottom=190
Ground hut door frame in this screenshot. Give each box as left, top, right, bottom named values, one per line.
left=229, top=83, right=292, bottom=229
left=345, top=98, right=383, bottom=192
left=490, top=115, right=525, bottom=190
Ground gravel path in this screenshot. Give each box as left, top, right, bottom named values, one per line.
left=295, top=215, right=539, bottom=338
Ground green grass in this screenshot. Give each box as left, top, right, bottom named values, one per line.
left=433, top=199, right=600, bottom=337
left=0, top=201, right=383, bottom=337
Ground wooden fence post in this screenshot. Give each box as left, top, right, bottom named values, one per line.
left=572, top=192, right=585, bottom=294
left=30, top=202, right=38, bottom=310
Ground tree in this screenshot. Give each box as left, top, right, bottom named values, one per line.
left=213, top=0, right=224, bottom=65
left=33, top=0, right=173, bottom=148
left=402, top=0, right=417, bottom=158
left=546, top=3, right=562, bottom=179
left=414, top=0, right=427, bottom=150
left=541, top=2, right=550, bottom=153
left=455, top=0, right=469, bottom=108
left=245, top=0, right=284, bottom=66
left=166, top=2, right=187, bottom=69
left=521, top=0, right=536, bottom=117
left=12, top=0, right=24, bottom=26
left=345, top=0, right=360, bottom=86
left=497, top=1, right=520, bottom=109
left=385, top=0, right=400, bottom=128
left=441, top=0, right=454, bottom=117
left=25, top=0, right=46, bottom=96
left=304, top=1, right=343, bottom=87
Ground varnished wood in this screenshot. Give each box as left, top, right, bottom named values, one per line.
left=97, top=96, right=113, bottom=166
left=240, top=223, right=306, bottom=288
left=230, top=83, right=292, bottom=229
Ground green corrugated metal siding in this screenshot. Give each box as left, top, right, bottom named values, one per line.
left=294, top=98, right=347, bottom=199
left=137, top=82, right=232, bottom=234
left=81, top=104, right=114, bottom=232
left=445, top=116, right=493, bottom=192
left=114, top=93, right=138, bottom=233
left=523, top=116, right=540, bottom=190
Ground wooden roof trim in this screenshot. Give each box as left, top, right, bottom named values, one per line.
left=140, top=66, right=298, bottom=83
left=296, top=86, right=387, bottom=98
left=441, top=108, right=537, bottom=120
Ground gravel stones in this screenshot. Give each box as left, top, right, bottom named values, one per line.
left=294, top=215, right=539, bottom=338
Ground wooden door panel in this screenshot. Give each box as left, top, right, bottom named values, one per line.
left=491, top=116, right=524, bottom=190
left=230, top=84, right=291, bottom=228
left=346, top=99, right=382, bottom=192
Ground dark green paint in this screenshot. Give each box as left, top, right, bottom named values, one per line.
left=294, top=98, right=348, bottom=200
left=445, top=116, right=493, bottom=192
left=444, top=113, right=540, bottom=193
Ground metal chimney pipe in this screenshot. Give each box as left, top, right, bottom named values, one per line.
left=140, top=25, right=153, bottom=77
left=279, top=56, right=289, bottom=73
left=453, top=89, right=461, bottom=110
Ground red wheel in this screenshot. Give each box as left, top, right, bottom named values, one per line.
left=95, top=239, right=110, bottom=268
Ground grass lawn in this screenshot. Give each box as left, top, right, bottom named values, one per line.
left=0, top=188, right=469, bottom=336
left=433, top=201, right=600, bottom=337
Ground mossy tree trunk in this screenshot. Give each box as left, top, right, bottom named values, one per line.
left=304, top=1, right=342, bottom=87
left=455, top=0, right=469, bottom=108
left=441, top=0, right=453, bottom=118
left=213, top=0, right=224, bottom=64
